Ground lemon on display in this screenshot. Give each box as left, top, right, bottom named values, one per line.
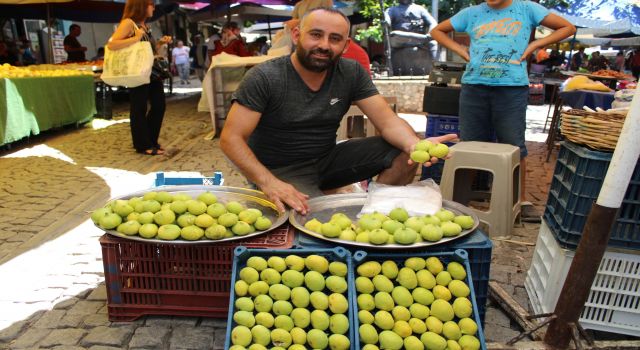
left=218, top=213, right=239, bottom=228
left=231, top=326, right=252, bottom=346
left=157, top=224, right=181, bottom=240
left=170, top=200, right=187, bottom=214
left=180, top=225, right=204, bottom=240
left=415, top=139, right=434, bottom=151
left=447, top=261, right=467, bottom=280
left=281, top=270, right=304, bottom=288
left=458, top=317, right=478, bottom=335
left=268, top=256, right=287, bottom=272
left=329, top=261, right=348, bottom=277
left=429, top=143, right=449, bottom=159
left=329, top=313, right=349, bottom=334
left=250, top=325, right=271, bottom=346
left=254, top=216, right=272, bottom=231
left=328, top=334, right=350, bottom=350
left=206, top=203, right=227, bottom=217
left=204, top=224, right=227, bottom=240
left=226, top=201, right=245, bottom=214
left=285, top=255, right=305, bottom=271
left=197, top=192, right=217, bottom=205
left=138, top=223, right=158, bottom=238
left=99, top=213, right=122, bottom=230
left=379, top=330, right=404, bottom=350
left=290, top=287, right=310, bottom=308
left=304, top=218, right=322, bottom=233
left=274, top=315, right=294, bottom=331
left=453, top=297, right=473, bottom=318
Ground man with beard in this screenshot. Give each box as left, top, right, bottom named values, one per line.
left=220, top=7, right=455, bottom=214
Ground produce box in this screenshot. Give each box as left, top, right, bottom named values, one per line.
left=294, top=229, right=491, bottom=325
left=352, top=249, right=486, bottom=350
left=224, top=246, right=356, bottom=350
left=525, top=220, right=640, bottom=336
left=100, top=225, right=294, bottom=321
left=154, top=172, right=224, bottom=187
left=544, top=141, right=640, bottom=250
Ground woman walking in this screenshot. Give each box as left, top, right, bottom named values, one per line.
left=107, top=0, right=172, bottom=155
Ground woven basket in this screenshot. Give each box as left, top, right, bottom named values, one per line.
left=560, top=109, right=626, bottom=151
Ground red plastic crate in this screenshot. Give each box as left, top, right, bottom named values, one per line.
left=101, top=224, right=295, bottom=321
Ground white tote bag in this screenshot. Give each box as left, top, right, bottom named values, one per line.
left=101, top=21, right=154, bottom=88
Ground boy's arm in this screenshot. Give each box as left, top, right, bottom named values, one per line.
left=519, top=14, right=576, bottom=62
left=430, top=20, right=469, bottom=61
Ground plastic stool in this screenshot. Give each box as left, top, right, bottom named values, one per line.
left=440, top=141, right=521, bottom=236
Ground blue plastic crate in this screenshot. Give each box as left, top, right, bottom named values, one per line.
left=425, top=114, right=460, bottom=138
left=224, top=246, right=356, bottom=350
left=293, top=230, right=492, bottom=325
left=544, top=141, right=640, bottom=250
left=154, top=171, right=224, bottom=187
left=351, top=249, right=487, bottom=350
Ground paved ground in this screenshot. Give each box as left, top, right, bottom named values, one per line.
left=0, top=78, right=560, bottom=349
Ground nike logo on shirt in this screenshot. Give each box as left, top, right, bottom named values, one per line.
left=330, top=98, right=341, bottom=105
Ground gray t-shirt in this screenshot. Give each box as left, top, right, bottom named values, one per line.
left=232, top=55, right=378, bottom=168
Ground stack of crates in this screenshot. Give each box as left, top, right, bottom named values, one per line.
left=525, top=141, right=640, bottom=336
left=100, top=172, right=297, bottom=321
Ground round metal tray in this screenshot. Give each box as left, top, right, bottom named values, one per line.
left=289, top=193, right=479, bottom=249
left=100, top=185, right=289, bottom=244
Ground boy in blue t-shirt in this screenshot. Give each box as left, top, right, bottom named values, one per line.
left=430, top=0, right=575, bottom=222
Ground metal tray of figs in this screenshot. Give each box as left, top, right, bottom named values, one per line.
left=103, top=185, right=289, bottom=244
left=290, top=193, right=479, bottom=249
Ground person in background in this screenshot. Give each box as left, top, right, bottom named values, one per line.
left=570, top=47, right=586, bottom=70
left=107, top=0, right=172, bottom=156
left=191, top=34, right=208, bottom=80
left=342, top=40, right=371, bottom=76
left=614, top=51, right=625, bottom=72
left=213, top=22, right=251, bottom=57
left=220, top=8, right=455, bottom=213
left=64, top=24, right=87, bottom=62
left=172, top=40, right=191, bottom=84
left=0, top=41, right=19, bottom=65
left=431, top=0, right=575, bottom=223
left=291, top=0, right=333, bottom=19
left=248, top=36, right=269, bottom=56
left=587, top=51, right=608, bottom=72
left=20, top=39, right=37, bottom=65
left=205, top=27, right=221, bottom=68
left=91, top=47, right=105, bottom=61
left=629, top=49, right=640, bottom=79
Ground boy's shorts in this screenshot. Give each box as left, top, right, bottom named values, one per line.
left=459, top=84, right=529, bottom=158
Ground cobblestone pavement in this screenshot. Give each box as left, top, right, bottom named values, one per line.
left=0, top=83, right=555, bottom=349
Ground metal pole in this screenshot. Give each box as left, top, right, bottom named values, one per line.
left=544, top=82, right=640, bottom=349
left=378, top=0, right=393, bottom=76
left=267, top=15, right=272, bottom=42
left=567, top=31, right=577, bottom=69
left=431, top=0, right=438, bottom=21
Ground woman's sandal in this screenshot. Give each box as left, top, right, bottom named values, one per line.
left=139, top=147, right=164, bottom=156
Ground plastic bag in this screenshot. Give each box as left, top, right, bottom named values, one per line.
left=359, top=180, right=442, bottom=218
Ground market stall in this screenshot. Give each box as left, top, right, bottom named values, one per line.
left=0, top=71, right=96, bottom=146
left=92, top=161, right=491, bottom=349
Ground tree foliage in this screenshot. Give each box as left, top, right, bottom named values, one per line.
left=354, top=0, right=570, bottom=42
